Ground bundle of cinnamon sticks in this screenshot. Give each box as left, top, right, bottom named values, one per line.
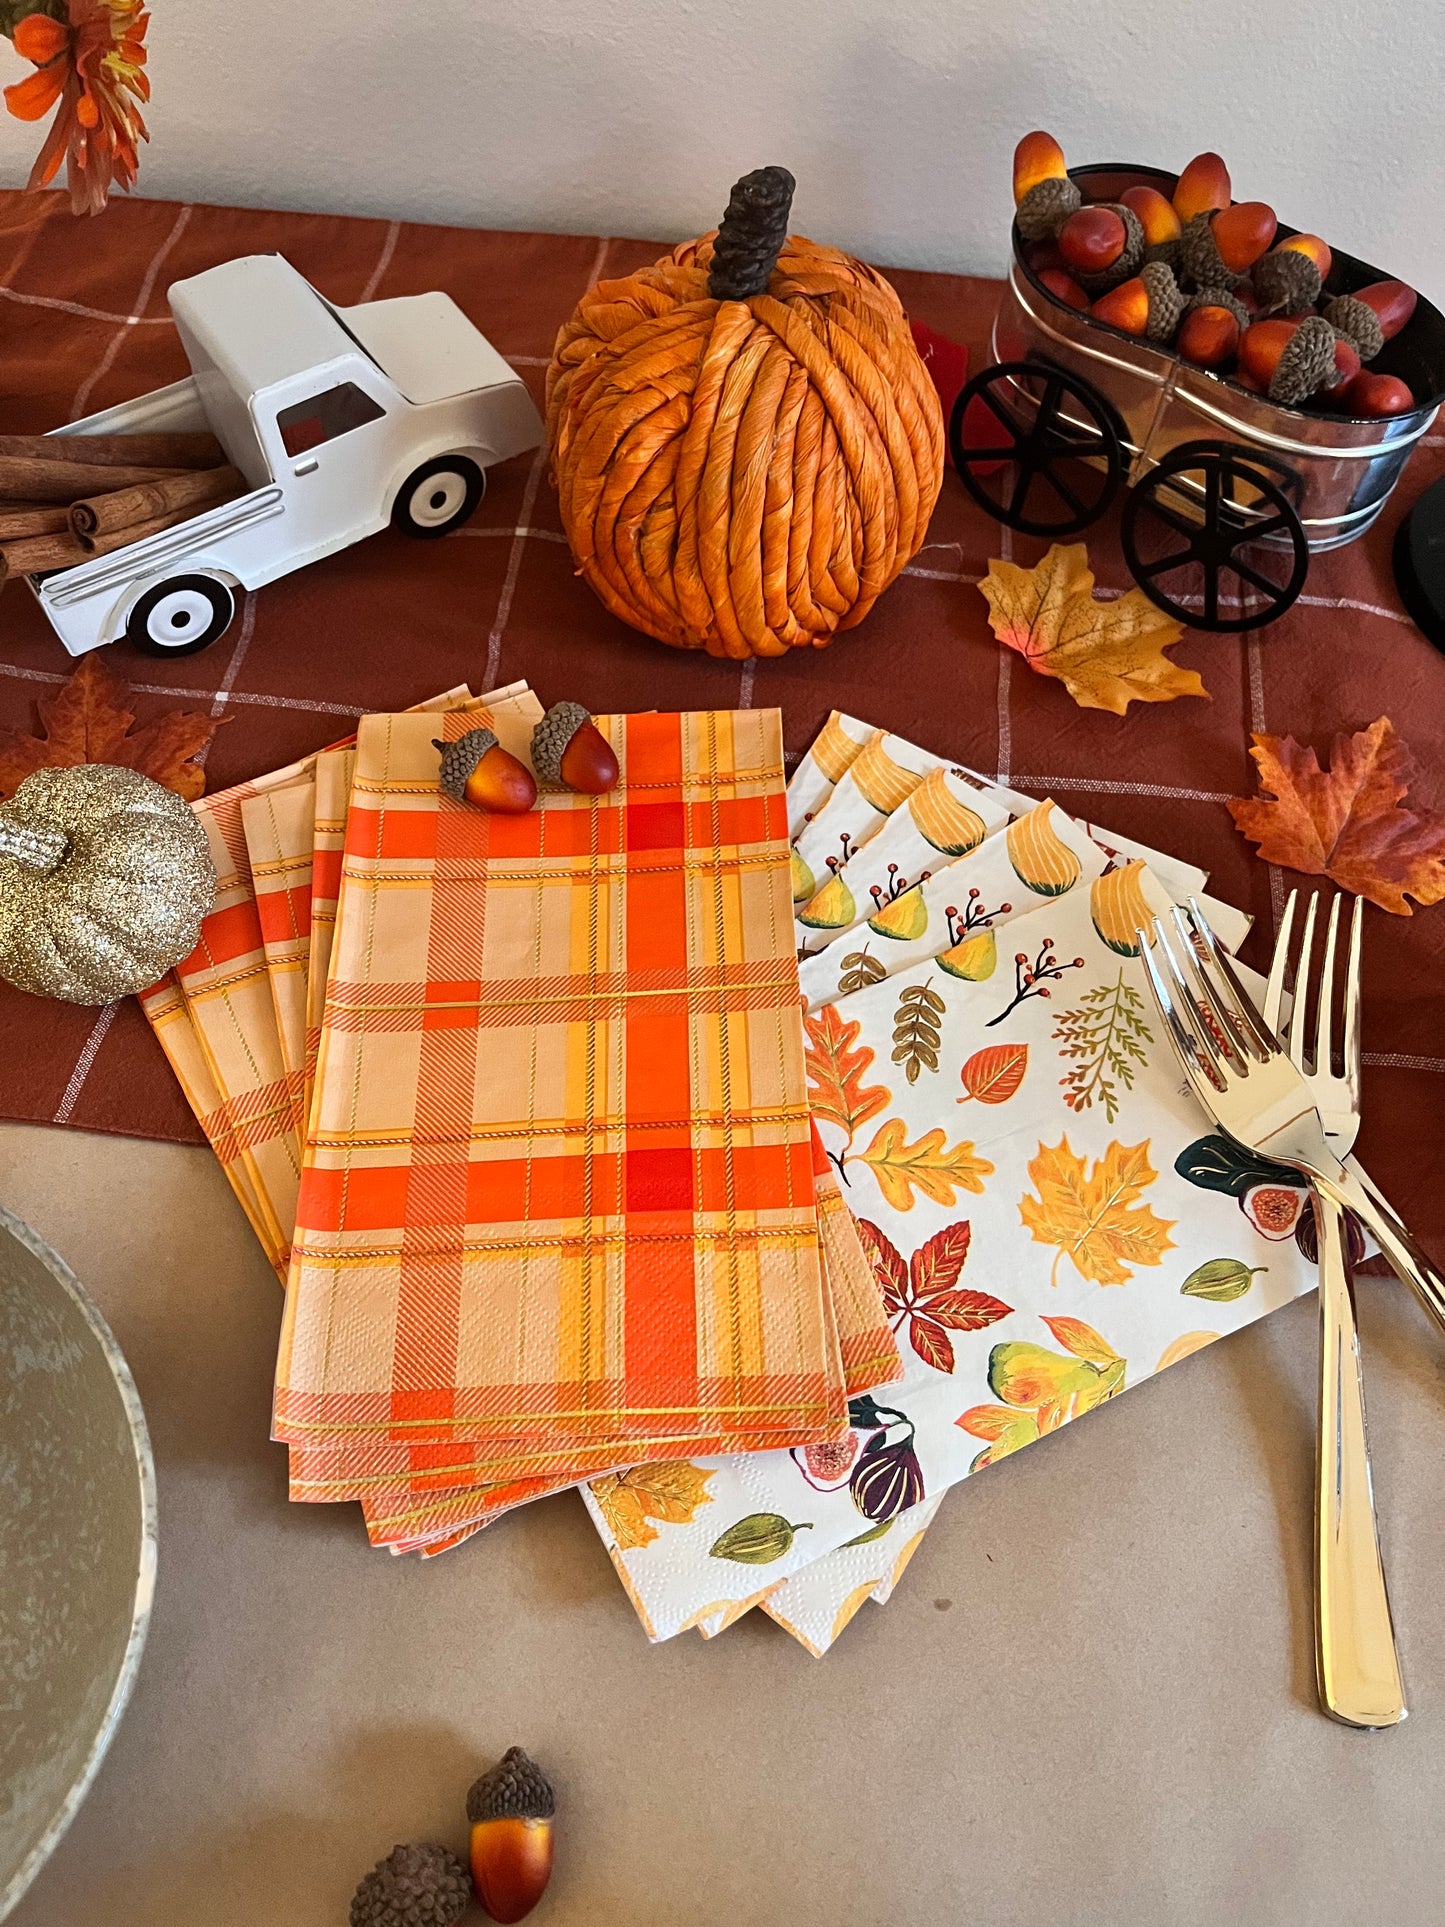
left=0, top=431, right=245, bottom=584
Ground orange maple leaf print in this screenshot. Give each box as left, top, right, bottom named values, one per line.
left=1018, top=1136, right=1175, bottom=1286
left=589, top=1460, right=715, bottom=1553
left=1227, top=718, right=1445, bottom=915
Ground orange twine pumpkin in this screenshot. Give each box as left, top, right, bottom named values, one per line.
left=545, top=167, right=944, bottom=658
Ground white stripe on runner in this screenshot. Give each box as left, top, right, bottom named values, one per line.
left=738, top=659, right=756, bottom=709
left=359, top=220, right=401, bottom=303
left=70, top=204, right=193, bottom=421
left=0, top=285, right=175, bottom=327
left=1363, top=1052, right=1445, bottom=1073
left=457, top=525, right=569, bottom=543
left=483, top=234, right=611, bottom=688
left=994, top=523, right=1012, bottom=784
left=52, top=1003, right=119, bottom=1123
left=0, top=658, right=368, bottom=719
left=1007, top=773, right=1237, bottom=803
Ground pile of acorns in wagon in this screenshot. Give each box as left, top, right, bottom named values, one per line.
left=1012, top=133, right=1417, bottom=417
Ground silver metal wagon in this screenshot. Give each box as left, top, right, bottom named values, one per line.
left=950, top=164, right=1445, bottom=632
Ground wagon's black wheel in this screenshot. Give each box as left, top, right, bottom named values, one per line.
left=949, top=360, right=1123, bottom=537
left=1120, top=441, right=1309, bottom=633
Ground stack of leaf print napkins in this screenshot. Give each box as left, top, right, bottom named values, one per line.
left=580, top=714, right=1321, bottom=1655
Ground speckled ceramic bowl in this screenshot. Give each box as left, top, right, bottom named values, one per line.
left=0, top=1206, right=156, bottom=1921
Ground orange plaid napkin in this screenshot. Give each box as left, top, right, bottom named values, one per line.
left=274, top=707, right=854, bottom=1526
left=137, top=685, right=508, bottom=1277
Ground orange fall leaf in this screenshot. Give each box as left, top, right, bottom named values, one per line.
left=1228, top=717, right=1445, bottom=916
left=0, top=653, right=221, bottom=802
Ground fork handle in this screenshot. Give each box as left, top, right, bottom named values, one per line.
left=1312, top=1186, right=1406, bottom=1728
left=1325, top=1159, right=1445, bottom=1342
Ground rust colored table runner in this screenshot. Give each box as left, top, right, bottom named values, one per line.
left=0, top=188, right=1442, bottom=1265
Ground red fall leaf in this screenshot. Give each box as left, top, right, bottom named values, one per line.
left=1228, top=718, right=1445, bottom=915
left=858, top=1217, right=1012, bottom=1373
left=0, top=654, right=221, bottom=802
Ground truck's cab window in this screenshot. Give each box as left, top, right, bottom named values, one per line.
left=277, top=382, right=385, bottom=457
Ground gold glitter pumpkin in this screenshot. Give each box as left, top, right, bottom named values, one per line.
left=0, top=764, right=216, bottom=1004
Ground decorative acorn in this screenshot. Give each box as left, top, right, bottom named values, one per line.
left=1072, top=203, right=1145, bottom=294
left=1251, top=245, right=1321, bottom=316
left=350, top=1844, right=472, bottom=1927
left=1322, top=293, right=1386, bottom=364
left=1016, top=175, right=1082, bottom=242
left=434, top=728, right=537, bottom=814
left=1185, top=286, right=1253, bottom=334
left=0, top=764, right=215, bottom=1004
left=467, top=1747, right=555, bottom=1923
left=530, top=701, right=620, bottom=793
left=1267, top=315, right=1339, bottom=406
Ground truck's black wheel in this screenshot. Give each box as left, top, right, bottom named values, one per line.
left=393, top=456, right=486, bottom=538
left=125, top=574, right=236, bottom=657
left=1120, top=442, right=1308, bottom=632
left=950, top=360, right=1123, bottom=537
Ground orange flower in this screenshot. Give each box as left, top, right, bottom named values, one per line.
left=4, top=1, right=149, bottom=215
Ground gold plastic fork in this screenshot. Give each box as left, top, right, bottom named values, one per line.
left=1262, top=890, right=1403, bottom=1729
left=1137, top=901, right=1406, bottom=1728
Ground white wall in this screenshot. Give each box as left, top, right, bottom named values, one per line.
left=1, top=0, right=1440, bottom=305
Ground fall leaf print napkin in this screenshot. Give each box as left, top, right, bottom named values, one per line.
left=785, top=710, right=873, bottom=839
left=789, top=731, right=941, bottom=927
left=795, top=764, right=1012, bottom=956
left=581, top=867, right=1319, bottom=1644
left=797, top=800, right=1106, bottom=1011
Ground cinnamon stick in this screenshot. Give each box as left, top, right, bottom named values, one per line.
left=0, top=457, right=186, bottom=504
left=0, top=431, right=227, bottom=470
left=0, top=501, right=223, bottom=577
left=0, top=504, right=72, bottom=540
left=71, top=464, right=244, bottom=543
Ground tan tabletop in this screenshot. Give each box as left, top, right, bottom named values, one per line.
left=4, top=1117, right=1444, bottom=1927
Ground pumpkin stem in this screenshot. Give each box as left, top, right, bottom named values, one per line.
left=707, top=166, right=796, bottom=301
left=0, top=813, right=68, bottom=875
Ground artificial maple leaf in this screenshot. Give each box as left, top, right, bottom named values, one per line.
left=803, top=1001, right=890, bottom=1146
left=1018, top=1136, right=1175, bottom=1286
left=0, top=653, right=220, bottom=802
left=588, top=1460, right=715, bottom=1553
left=857, top=1118, right=994, bottom=1212
left=978, top=542, right=1209, bottom=716
left=856, top=1217, right=1012, bottom=1373
left=1227, top=718, right=1445, bottom=915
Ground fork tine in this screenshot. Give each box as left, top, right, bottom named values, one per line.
left=1154, top=915, right=1238, bottom=1086
left=1183, top=899, right=1276, bottom=1058
left=1315, top=893, right=1342, bottom=1076
left=1287, top=892, right=1320, bottom=1073
left=1167, top=905, right=1250, bottom=1067
left=1136, top=924, right=1227, bottom=1103
left=1264, top=888, right=1298, bottom=1033
left=1344, top=893, right=1363, bottom=1094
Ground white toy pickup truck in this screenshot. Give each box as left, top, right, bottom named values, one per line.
left=31, top=252, right=543, bottom=658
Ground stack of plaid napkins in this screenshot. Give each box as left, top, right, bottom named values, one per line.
left=143, top=695, right=1322, bottom=1655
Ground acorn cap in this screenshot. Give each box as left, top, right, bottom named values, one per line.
left=434, top=727, right=498, bottom=802
left=1186, top=286, right=1252, bottom=333
left=1143, top=236, right=1182, bottom=274
left=1269, top=315, right=1338, bottom=406
left=1016, top=174, right=1081, bottom=242
left=531, top=701, right=594, bottom=786
left=1141, top=261, right=1186, bottom=343
left=1074, top=203, right=1145, bottom=293
left=467, top=1747, right=556, bottom=1825
left=350, top=1844, right=471, bottom=1927
left=1323, top=293, right=1386, bottom=363
left=1252, top=247, right=1322, bottom=315
left=1179, top=211, right=1239, bottom=290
